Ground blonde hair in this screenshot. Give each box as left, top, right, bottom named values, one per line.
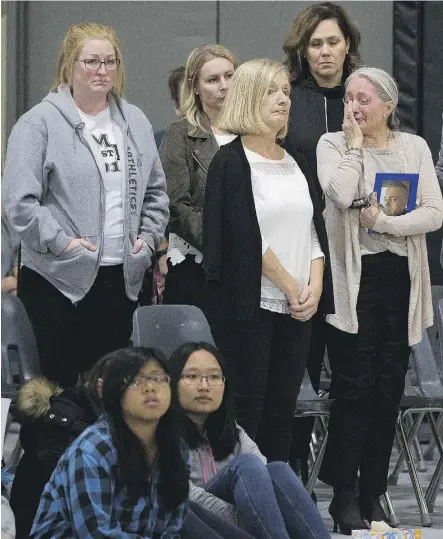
left=51, top=23, right=125, bottom=96
left=180, top=44, right=237, bottom=131
left=217, top=59, right=290, bottom=138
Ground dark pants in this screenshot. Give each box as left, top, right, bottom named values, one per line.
left=319, top=252, right=411, bottom=495
left=163, top=256, right=206, bottom=311
left=290, top=311, right=327, bottom=469
left=211, top=309, right=312, bottom=462
left=19, top=265, right=137, bottom=387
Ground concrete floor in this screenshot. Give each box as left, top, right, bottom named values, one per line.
left=3, top=425, right=442, bottom=538
left=315, top=447, right=443, bottom=538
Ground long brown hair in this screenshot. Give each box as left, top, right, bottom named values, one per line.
left=283, top=2, right=361, bottom=82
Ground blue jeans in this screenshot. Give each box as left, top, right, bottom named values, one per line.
left=204, top=454, right=330, bottom=539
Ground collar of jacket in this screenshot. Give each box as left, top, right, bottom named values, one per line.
left=187, top=112, right=212, bottom=139
left=293, top=74, right=344, bottom=98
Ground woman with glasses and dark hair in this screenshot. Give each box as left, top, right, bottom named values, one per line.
left=30, top=347, right=189, bottom=537
left=2, top=23, right=169, bottom=388
left=169, top=342, right=330, bottom=539
left=282, top=2, right=362, bottom=489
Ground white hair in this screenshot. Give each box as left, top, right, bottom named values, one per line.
left=346, top=67, right=399, bottom=129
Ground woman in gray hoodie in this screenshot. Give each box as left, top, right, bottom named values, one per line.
left=2, top=23, right=169, bottom=387
left=169, top=342, right=330, bottom=539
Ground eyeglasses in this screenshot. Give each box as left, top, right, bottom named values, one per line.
left=127, top=374, right=171, bottom=389
left=343, top=97, right=372, bottom=107
left=77, top=58, right=120, bottom=71
left=180, top=373, right=225, bottom=386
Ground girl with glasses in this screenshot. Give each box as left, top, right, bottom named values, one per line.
left=169, top=342, right=330, bottom=539
left=30, top=347, right=189, bottom=537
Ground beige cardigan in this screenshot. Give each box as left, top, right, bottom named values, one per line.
left=317, top=131, right=443, bottom=345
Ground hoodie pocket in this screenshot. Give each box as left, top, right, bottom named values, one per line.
left=127, top=244, right=152, bottom=286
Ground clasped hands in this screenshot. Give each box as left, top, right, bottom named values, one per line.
left=287, top=283, right=321, bottom=322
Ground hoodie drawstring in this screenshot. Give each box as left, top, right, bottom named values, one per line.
left=198, top=445, right=217, bottom=484
left=73, top=123, right=85, bottom=153
left=324, top=97, right=329, bottom=133
left=127, top=126, right=143, bottom=166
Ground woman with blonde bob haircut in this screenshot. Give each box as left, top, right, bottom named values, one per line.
left=3, top=22, right=169, bottom=388
left=160, top=44, right=237, bottom=311
left=202, top=59, right=334, bottom=463
left=217, top=59, right=288, bottom=139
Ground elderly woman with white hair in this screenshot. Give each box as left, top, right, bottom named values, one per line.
left=317, top=66, right=443, bottom=534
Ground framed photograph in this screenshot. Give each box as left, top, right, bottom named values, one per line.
left=374, top=173, right=419, bottom=217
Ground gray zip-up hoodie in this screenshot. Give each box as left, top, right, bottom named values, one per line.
left=2, top=85, right=169, bottom=302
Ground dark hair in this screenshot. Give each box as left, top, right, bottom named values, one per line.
left=283, top=2, right=361, bottom=82
left=100, top=347, right=189, bottom=509
left=169, top=342, right=239, bottom=461
left=168, top=66, right=185, bottom=110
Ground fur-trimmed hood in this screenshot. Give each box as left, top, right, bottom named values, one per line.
left=18, top=378, right=64, bottom=419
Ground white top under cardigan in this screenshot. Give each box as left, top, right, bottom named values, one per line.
left=167, top=133, right=236, bottom=266
left=77, top=106, right=125, bottom=265
left=244, top=147, right=324, bottom=314
left=317, top=131, right=443, bottom=345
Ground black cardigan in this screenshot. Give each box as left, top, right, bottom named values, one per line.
left=202, top=136, right=334, bottom=322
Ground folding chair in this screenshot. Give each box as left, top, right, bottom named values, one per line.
left=1, top=293, right=41, bottom=399
left=1, top=293, right=41, bottom=466
left=390, top=346, right=443, bottom=526
left=132, top=304, right=215, bottom=357
left=293, top=369, right=333, bottom=495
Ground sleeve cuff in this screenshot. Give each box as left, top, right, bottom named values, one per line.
left=261, top=236, right=269, bottom=256
left=50, top=231, right=72, bottom=256
left=312, top=249, right=325, bottom=261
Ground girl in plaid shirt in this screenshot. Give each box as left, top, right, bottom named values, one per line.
left=30, top=348, right=189, bottom=538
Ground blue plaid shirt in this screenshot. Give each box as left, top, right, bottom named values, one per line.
left=30, top=416, right=187, bottom=538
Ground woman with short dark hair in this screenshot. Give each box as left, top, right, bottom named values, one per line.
left=282, top=2, right=362, bottom=487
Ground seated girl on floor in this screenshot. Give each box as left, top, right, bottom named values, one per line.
left=169, top=342, right=331, bottom=539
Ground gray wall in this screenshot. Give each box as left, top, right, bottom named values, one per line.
left=4, top=1, right=393, bottom=136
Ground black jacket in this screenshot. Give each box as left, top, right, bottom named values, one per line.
left=286, top=77, right=344, bottom=202
left=10, top=380, right=100, bottom=539
left=202, top=136, right=334, bottom=322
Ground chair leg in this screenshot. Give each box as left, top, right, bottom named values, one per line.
left=389, top=412, right=425, bottom=485
left=383, top=491, right=400, bottom=528
left=395, top=414, right=432, bottom=526
left=424, top=412, right=443, bottom=461
left=406, top=413, right=427, bottom=472
left=425, top=412, right=443, bottom=512
left=306, top=430, right=328, bottom=495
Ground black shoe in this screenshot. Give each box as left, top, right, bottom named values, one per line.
left=329, top=490, right=369, bottom=535
left=359, top=494, right=390, bottom=524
